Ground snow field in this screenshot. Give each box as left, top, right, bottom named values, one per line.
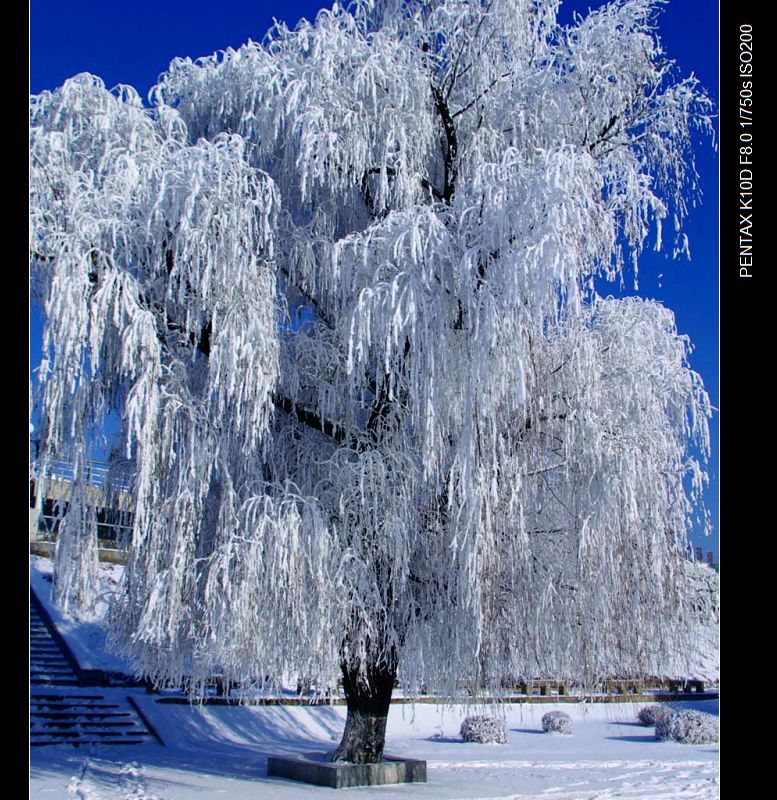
left=31, top=697, right=719, bottom=799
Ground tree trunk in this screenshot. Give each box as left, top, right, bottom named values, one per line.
left=331, top=658, right=397, bottom=763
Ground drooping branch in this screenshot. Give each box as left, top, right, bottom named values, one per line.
left=148, top=255, right=349, bottom=445
left=443, top=0, right=494, bottom=101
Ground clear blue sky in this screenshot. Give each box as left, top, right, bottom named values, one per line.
left=29, top=0, right=719, bottom=557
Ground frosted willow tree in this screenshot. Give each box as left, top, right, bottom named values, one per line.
left=30, top=0, right=713, bottom=763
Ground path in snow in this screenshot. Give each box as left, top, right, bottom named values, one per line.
left=67, top=758, right=162, bottom=800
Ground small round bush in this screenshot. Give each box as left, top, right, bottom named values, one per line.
left=541, top=711, right=572, bottom=735
left=460, top=714, right=507, bottom=744
left=655, top=710, right=719, bottom=744
left=637, top=704, right=672, bottom=726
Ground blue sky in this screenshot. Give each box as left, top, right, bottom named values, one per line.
left=29, top=0, right=719, bottom=556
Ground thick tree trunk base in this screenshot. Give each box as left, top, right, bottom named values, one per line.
left=331, top=709, right=388, bottom=763
left=331, top=657, right=396, bottom=764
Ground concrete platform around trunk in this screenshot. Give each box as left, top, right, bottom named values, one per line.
left=267, top=751, right=427, bottom=788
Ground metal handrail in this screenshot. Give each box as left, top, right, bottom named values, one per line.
left=30, top=458, right=133, bottom=492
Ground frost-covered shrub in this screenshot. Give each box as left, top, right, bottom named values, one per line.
left=460, top=715, right=507, bottom=744
left=541, top=711, right=572, bottom=735
left=637, top=704, right=672, bottom=726
left=655, top=710, right=719, bottom=744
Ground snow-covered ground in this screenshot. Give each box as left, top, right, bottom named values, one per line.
left=29, top=556, right=719, bottom=799
left=31, top=554, right=131, bottom=675
left=29, top=697, right=719, bottom=799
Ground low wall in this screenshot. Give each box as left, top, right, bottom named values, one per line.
left=29, top=540, right=128, bottom=565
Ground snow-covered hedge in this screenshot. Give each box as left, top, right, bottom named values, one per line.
left=637, top=704, right=672, bottom=726
left=655, top=710, right=719, bottom=744
left=541, top=711, right=572, bottom=735
left=460, top=714, right=507, bottom=744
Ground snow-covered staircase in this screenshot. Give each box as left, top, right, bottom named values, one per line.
left=30, top=590, right=162, bottom=746
left=30, top=692, right=158, bottom=746
left=30, top=599, right=80, bottom=686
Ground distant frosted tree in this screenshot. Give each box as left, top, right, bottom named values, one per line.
left=30, top=0, right=713, bottom=763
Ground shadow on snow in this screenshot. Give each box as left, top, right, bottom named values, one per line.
left=29, top=701, right=346, bottom=787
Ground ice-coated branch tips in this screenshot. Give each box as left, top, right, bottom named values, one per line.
left=30, top=0, right=714, bottom=766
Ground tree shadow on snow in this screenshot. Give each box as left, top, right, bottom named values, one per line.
left=605, top=734, right=657, bottom=743
left=30, top=701, right=348, bottom=789
left=511, top=728, right=545, bottom=735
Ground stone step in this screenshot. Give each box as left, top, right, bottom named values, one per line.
left=29, top=594, right=160, bottom=747
left=33, top=711, right=133, bottom=720
left=30, top=665, right=78, bottom=675
left=29, top=691, right=159, bottom=747
left=31, top=737, right=148, bottom=746
left=30, top=664, right=77, bottom=674
left=66, top=721, right=139, bottom=729
left=30, top=665, right=75, bottom=674
left=29, top=596, right=81, bottom=687
left=31, top=649, right=73, bottom=657
left=30, top=673, right=79, bottom=683
left=30, top=652, right=72, bottom=661
left=30, top=695, right=121, bottom=713
left=31, top=673, right=80, bottom=680
left=30, top=658, right=74, bottom=667
left=33, top=719, right=143, bottom=728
